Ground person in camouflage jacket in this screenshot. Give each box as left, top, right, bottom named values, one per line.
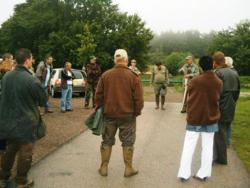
left=84, top=56, right=102, bottom=108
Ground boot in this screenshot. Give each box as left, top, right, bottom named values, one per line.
left=98, top=146, right=112, bottom=176
left=161, top=96, right=166, bottom=110
left=123, top=147, right=138, bottom=177
left=155, top=95, right=160, bottom=109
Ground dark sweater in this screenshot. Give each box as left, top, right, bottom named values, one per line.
left=187, top=71, right=223, bottom=125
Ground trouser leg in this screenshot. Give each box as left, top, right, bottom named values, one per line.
left=118, top=116, right=136, bottom=147
left=15, top=143, right=34, bottom=185
left=0, top=142, right=20, bottom=180
left=226, top=124, right=231, bottom=146
left=60, top=88, right=68, bottom=111
left=155, top=95, right=160, bottom=109
left=196, top=132, right=214, bottom=178
left=84, top=84, right=91, bottom=107
left=214, top=121, right=228, bottom=164
left=161, top=95, right=166, bottom=110
left=102, top=118, right=118, bottom=147
left=177, top=131, right=199, bottom=179
left=66, top=85, right=73, bottom=110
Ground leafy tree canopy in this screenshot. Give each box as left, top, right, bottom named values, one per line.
left=0, top=0, right=153, bottom=71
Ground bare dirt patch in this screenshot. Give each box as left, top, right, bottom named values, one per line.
left=32, top=96, right=92, bottom=164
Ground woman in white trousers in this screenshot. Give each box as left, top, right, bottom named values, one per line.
left=177, top=56, right=223, bottom=182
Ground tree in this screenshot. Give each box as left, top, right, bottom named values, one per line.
left=165, top=52, right=190, bottom=76
left=208, top=20, right=250, bottom=75
left=0, top=0, right=153, bottom=71
left=150, top=30, right=214, bottom=58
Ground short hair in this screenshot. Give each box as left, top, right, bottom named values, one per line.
left=199, top=56, right=213, bottom=71
left=44, top=54, right=52, bottom=62
left=64, top=62, right=71, bottom=67
left=213, top=51, right=225, bottom=65
left=15, top=48, right=32, bottom=65
left=2, top=53, right=13, bottom=61
left=114, top=49, right=128, bottom=63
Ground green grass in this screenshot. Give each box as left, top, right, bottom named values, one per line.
left=232, top=97, right=250, bottom=172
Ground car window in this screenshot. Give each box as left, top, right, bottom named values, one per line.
left=72, top=70, right=83, bottom=79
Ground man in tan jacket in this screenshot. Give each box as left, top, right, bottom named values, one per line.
left=95, top=49, right=144, bottom=177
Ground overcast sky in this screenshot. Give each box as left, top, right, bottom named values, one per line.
left=1, top=0, right=250, bottom=34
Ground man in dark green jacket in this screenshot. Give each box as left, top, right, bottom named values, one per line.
left=213, top=51, right=240, bottom=165
left=0, top=49, right=46, bottom=187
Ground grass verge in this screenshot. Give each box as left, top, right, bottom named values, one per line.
left=232, top=97, right=250, bottom=172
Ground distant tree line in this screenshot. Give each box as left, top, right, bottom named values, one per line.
left=0, top=0, right=153, bottom=71
left=150, top=20, right=250, bottom=75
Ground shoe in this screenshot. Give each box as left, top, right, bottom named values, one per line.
left=7, top=178, right=34, bottom=188
left=180, top=110, right=186, bottom=113
left=179, top=177, right=189, bottom=182
left=66, top=109, right=73, bottom=112
left=98, top=146, right=112, bottom=176
left=61, top=110, right=66, bottom=113
left=123, top=147, right=138, bottom=177
left=84, top=106, right=90, bottom=109
left=155, top=106, right=159, bottom=110
left=193, top=175, right=208, bottom=182
left=161, top=106, right=165, bottom=110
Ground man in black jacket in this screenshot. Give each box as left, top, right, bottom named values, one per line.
left=0, top=49, right=46, bottom=187
left=60, top=62, right=75, bottom=112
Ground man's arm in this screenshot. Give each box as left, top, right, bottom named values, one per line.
left=29, top=78, right=47, bottom=107
left=61, top=70, right=72, bottom=80
left=133, top=77, right=144, bottom=116
left=151, top=67, right=155, bottom=84
left=95, top=77, right=104, bottom=110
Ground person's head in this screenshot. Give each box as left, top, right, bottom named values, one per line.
left=114, top=49, right=128, bottom=66
left=131, top=59, right=137, bottom=67
left=2, top=53, right=13, bottom=62
left=64, top=62, right=72, bottom=70
left=225, top=56, right=234, bottom=68
left=213, top=51, right=226, bottom=68
left=185, top=56, right=193, bottom=65
left=90, top=56, right=96, bottom=64
left=199, top=56, right=213, bottom=72
left=44, top=54, right=53, bottom=65
left=15, top=48, right=33, bottom=69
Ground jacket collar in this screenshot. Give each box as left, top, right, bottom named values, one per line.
left=15, top=65, right=32, bottom=75
left=114, top=64, right=129, bottom=69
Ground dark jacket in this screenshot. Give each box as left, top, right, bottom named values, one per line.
left=95, top=64, right=144, bottom=118
left=0, top=65, right=46, bottom=142
left=86, top=63, right=101, bottom=85
left=61, top=69, right=75, bottom=89
left=187, top=71, right=223, bottom=125
left=35, top=61, right=53, bottom=86
left=215, top=67, right=240, bottom=123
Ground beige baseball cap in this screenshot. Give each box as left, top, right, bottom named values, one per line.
left=114, top=49, right=128, bottom=61
left=185, top=55, right=193, bottom=60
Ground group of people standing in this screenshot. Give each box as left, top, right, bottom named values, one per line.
left=177, top=52, right=240, bottom=182
left=0, top=47, right=240, bottom=187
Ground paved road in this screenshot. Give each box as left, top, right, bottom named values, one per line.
left=30, top=103, right=250, bottom=188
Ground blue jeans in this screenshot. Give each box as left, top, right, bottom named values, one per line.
left=44, top=86, right=50, bottom=111
left=60, top=85, right=73, bottom=111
